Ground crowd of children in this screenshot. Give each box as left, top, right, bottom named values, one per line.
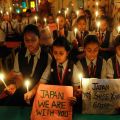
left=0, top=6, right=120, bottom=113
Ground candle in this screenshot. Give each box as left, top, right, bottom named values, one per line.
left=57, top=18, right=59, bottom=30
left=79, top=74, right=82, bottom=89
left=96, top=2, right=98, bottom=10
left=35, top=16, right=37, bottom=25
left=6, top=12, right=9, bottom=19
left=58, top=11, right=61, bottom=13
left=65, top=11, right=67, bottom=18
left=67, top=7, right=69, bottom=12
left=97, top=22, right=100, bottom=32
left=10, top=7, right=11, bottom=13
left=76, top=11, right=79, bottom=17
left=118, top=26, right=120, bottom=34
left=44, top=18, right=46, bottom=23
left=95, top=11, right=98, bottom=21
left=74, top=28, right=77, bottom=38
left=1, top=10, right=2, bottom=15
left=0, top=74, right=8, bottom=89
left=26, top=81, right=29, bottom=99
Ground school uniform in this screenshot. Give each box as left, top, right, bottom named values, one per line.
left=70, top=19, right=76, bottom=27
left=24, top=17, right=34, bottom=25
left=6, top=46, right=52, bottom=106
left=85, top=18, right=91, bottom=31
left=98, top=30, right=114, bottom=60
left=48, top=59, right=80, bottom=86
left=76, top=56, right=107, bottom=79
left=106, top=54, right=120, bottom=78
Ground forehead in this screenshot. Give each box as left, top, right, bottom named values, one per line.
left=53, top=46, right=65, bottom=51
left=24, top=31, right=38, bottom=38
left=85, top=42, right=99, bottom=48
left=100, top=20, right=108, bottom=24
left=57, top=16, right=65, bottom=20
left=78, top=19, right=86, bottom=23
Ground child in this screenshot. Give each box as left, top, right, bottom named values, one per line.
left=71, top=15, right=89, bottom=62
left=24, top=9, right=34, bottom=25
left=84, top=9, right=92, bottom=31
left=47, top=13, right=54, bottom=24
left=76, top=35, right=106, bottom=79
left=69, top=11, right=76, bottom=29
left=48, top=37, right=81, bottom=105
left=78, top=8, right=84, bottom=17
left=36, top=19, right=42, bottom=30
left=98, top=9, right=106, bottom=19
left=4, top=25, right=52, bottom=106
left=106, top=35, right=120, bottom=79
left=96, top=15, right=114, bottom=60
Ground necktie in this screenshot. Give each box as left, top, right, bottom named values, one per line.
left=58, top=64, right=63, bottom=81
left=28, top=54, right=35, bottom=75
left=81, top=32, right=83, bottom=40
left=101, top=33, right=104, bottom=40
left=90, top=61, right=94, bottom=77
left=19, top=24, right=21, bottom=33
left=6, top=22, right=8, bottom=33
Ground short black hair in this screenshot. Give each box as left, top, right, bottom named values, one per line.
left=114, top=35, right=120, bottom=48
left=100, top=15, right=109, bottom=23
left=16, top=13, right=22, bottom=18
left=77, top=15, right=86, bottom=23
left=99, top=6, right=106, bottom=14
left=84, top=35, right=100, bottom=48
left=53, top=37, right=70, bottom=52
left=56, top=13, right=65, bottom=20
left=26, top=9, right=31, bottom=14
left=48, top=13, right=54, bottom=18
left=23, top=24, right=40, bottom=39
left=84, top=9, right=92, bottom=18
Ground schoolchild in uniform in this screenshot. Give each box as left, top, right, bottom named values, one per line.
left=3, top=25, right=52, bottom=106
left=47, top=13, right=54, bottom=24
left=76, top=35, right=106, bottom=79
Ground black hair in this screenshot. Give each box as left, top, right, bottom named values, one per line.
left=56, top=13, right=65, bottom=20
left=26, top=9, right=31, bottom=14
left=23, top=24, right=40, bottom=39
left=100, top=15, right=109, bottom=23
left=71, top=11, right=76, bottom=17
left=48, top=13, right=54, bottom=18
left=114, top=35, right=120, bottom=48
left=16, top=13, right=22, bottom=18
left=53, top=37, right=70, bottom=52
left=84, top=35, right=100, bottom=48
left=99, top=6, right=106, bottom=14
left=84, top=9, right=92, bottom=19
left=77, top=15, right=86, bottom=23
left=37, top=19, right=42, bottom=24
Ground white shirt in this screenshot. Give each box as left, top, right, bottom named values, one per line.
left=23, top=17, right=34, bottom=25
left=0, top=29, right=6, bottom=45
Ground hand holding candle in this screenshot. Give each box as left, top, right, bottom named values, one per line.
left=0, top=74, right=8, bottom=89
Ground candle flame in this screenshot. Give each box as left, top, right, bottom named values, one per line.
left=96, top=11, right=98, bottom=17
left=26, top=81, right=29, bottom=88
left=97, top=22, right=100, bottom=27
left=67, top=8, right=69, bottom=11
left=58, top=11, right=61, bottom=13
left=57, top=18, right=59, bottom=23
left=10, top=7, right=11, bottom=11
left=76, top=11, right=79, bottom=16
left=75, top=28, right=77, bottom=33
left=96, top=2, right=98, bottom=6
left=44, top=18, right=46, bottom=22
left=79, top=74, right=82, bottom=80
left=118, top=26, right=120, bottom=32
left=35, top=16, right=37, bottom=20
left=0, top=74, right=4, bottom=81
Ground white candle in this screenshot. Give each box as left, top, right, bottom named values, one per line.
left=6, top=12, right=9, bottom=19
left=96, top=11, right=98, bottom=18
left=0, top=74, right=8, bottom=89
left=10, top=7, right=11, bottom=13
left=57, top=18, right=59, bottom=30
left=35, top=16, right=37, bottom=25
left=96, top=2, right=98, bottom=10
left=118, top=26, right=120, bottom=34
left=97, top=22, right=100, bottom=32
left=65, top=11, right=67, bottom=18
left=79, top=74, right=82, bottom=89
left=26, top=81, right=29, bottom=99
left=1, top=10, right=2, bottom=15
left=75, top=28, right=77, bottom=38
left=76, top=11, right=79, bottom=17
left=67, top=8, right=69, bottom=12
left=44, top=18, right=46, bottom=23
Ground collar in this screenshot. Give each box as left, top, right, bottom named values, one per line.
left=57, top=59, right=68, bottom=69
left=85, top=56, right=97, bottom=66
left=116, top=54, right=120, bottom=65
left=25, top=46, right=41, bottom=59
left=100, top=30, right=106, bottom=35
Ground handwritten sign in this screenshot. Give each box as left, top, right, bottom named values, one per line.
left=48, top=23, right=57, bottom=32
left=40, top=26, right=53, bottom=46
left=82, top=78, right=120, bottom=115
left=31, top=84, right=73, bottom=120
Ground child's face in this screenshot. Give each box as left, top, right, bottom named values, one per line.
left=115, top=45, right=120, bottom=57
left=26, top=12, right=31, bottom=17
left=71, top=13, right=75, bottom=19
left=53, top=46, right=69, bottom=64
left=78, top=9, right=84, bottom=17
left=3, top=13, right=9, bottom=21
left=85, top=12, right=89, bottom=18
left=77, top=19, right=86, bottom=32
left=48, top=16, right=54, bottom=24
left=84, top=42, right=99, bottom=61
left=98, top=11, right=104, bottom=18
left=36, top=23, right=42, bottom=30
left=16, top=15, right=22, bottom=22
left=24, top=32, right=40, bottom=53
left=99, top=20, right=108, bottom=32
left=57, top=16, right=65, bottom=30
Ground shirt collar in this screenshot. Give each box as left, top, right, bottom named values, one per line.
left=85, top=56, right=97, bottom=66
left=57, top=59, right=68, bottom=69
left=100, top=30, right=106, bottom=35
left=25, top=46, right=41, bottom=59
left=116, top=54, right=120, bottom=65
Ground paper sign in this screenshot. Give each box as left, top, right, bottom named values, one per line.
left=31, top=84, right=73, bottom=120
left=82, top=78, right=120, bottom=115
left=48, top=23, right=57, bottom=32
left=40, top=26, right=53, bottom=46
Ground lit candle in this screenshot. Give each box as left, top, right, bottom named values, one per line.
left=67, top=7, right=69, bottom=12
left=58, top=10, right=61, bottom=13
left=44, top=18, right=46, bottom=23
left=65, top=11, right=67, bottom=18
left=6, top=12, right=9, bottom=19
left=10, top=7, right=11, bottom=13
left=26, top=81, right=29, bottom=99
left=0, top=74, right=8, bottom=89
left=96, top=2, right=98, bottom=10
left=57, top=18, right=59, bottom=30
left=74, top=28, right=77, bottom=38
left=35, top=16, right=37, bottom=25
left=118, top=26, right=120, bottom=34
left=79, top=74, right=82, bottom=89
left=95, top=11, right=98, bottom=21
left=97, top=22, right=100, bottom=32
left=76, top=11, right=79, bottom=17
left=1, top=10, right=2, bottom=15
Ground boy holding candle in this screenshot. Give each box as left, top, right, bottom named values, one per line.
left=47, top=13, right=54, bottom=24
left=76, top=34, right=106, bottom=79
left=3, top=25, right=52, bottom=106
left=96, top=15, right=114, bottom=60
